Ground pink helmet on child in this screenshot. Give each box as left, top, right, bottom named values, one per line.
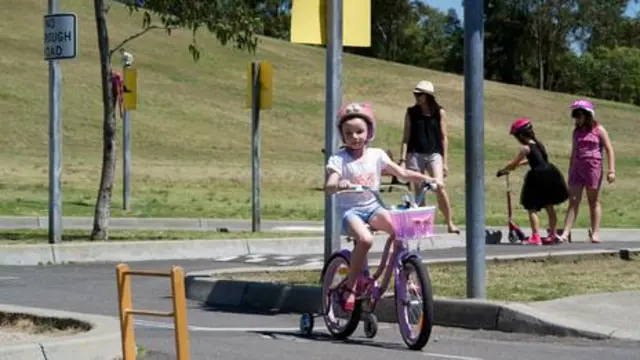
left=570, top=99, right=595, bottom=117
left=337, top=102, right=377, bottom=144
left=509, top=117, right=532, bottom=135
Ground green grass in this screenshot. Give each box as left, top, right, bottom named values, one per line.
left=1, top=0, right=639, bottom=227
left=216, top=253, right=640, bottom=302
left=0, top=229, right=317, bottom=245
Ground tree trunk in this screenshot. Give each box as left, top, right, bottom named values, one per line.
left=91, top=0, right=117, bottom=241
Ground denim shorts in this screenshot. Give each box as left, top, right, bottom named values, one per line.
left=340, top=202, right=384, bottom=235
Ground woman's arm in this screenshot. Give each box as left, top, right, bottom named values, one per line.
left=439, top=108, right=449, bottom=173
left=383, top=160, right=441, bottom=187
left=399, top=111, right=411, bottom=166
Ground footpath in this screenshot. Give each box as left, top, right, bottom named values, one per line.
left=1, top=215, right=640, bottom=266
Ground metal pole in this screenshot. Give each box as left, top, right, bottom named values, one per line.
left=464, top=0, right=486, bottom=299
left=122, top=105, right=131, bottom=211
left=48, top=0, right=62, bottom=244
left=324, top=0, right=343, bottom=261
left=251, top=61, right=261, bottom=232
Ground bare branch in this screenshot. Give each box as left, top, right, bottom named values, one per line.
left=110, top=25, right=176, bottom=57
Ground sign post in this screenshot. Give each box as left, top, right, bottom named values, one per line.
left=464, top=0, right=486, bottom=299
left=44, top=6, right=78, bottom=244
left=246, top=61, right=273, bottom=232
left=122, top=66, right=137, bottom=211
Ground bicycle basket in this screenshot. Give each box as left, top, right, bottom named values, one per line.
left=389, top=206, right=436, bottom=241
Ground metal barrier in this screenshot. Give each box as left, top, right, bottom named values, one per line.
left=116, top=264, right=191, bottom=360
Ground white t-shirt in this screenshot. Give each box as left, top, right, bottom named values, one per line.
left=326, top=147, right=392, bottom=216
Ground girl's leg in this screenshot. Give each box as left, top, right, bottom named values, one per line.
left=525, top=210, right=542, bottom=245
left=344, top=216, right=374, bottom=309
left=560, top=184, right=584, bottom=241
left=585, top=187, right=602, bottom=243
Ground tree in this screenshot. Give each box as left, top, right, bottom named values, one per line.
left=90, top=0, right=261, bottom=240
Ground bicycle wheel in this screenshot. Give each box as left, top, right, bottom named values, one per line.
left=394, top=256, right=434, bottom=350
left=321, top=252, right=361, bottom=339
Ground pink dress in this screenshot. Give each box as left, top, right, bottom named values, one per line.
left=568, top=125, right=603, bottom=189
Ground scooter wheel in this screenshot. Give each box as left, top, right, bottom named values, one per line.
left=299, top=313, right=314, bottom=336
left=508, top=231, right=519, bottom=244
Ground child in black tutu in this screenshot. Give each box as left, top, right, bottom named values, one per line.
left=497, top=118, right=569, bottom=245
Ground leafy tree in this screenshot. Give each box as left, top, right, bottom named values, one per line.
left=90, top=0, right=261, bottom=240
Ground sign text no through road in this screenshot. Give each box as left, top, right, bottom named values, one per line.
left=44, top=13, right=78, bottom=61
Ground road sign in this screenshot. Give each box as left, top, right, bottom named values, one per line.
left=290, top=0, right=371, bottom=47
left=123, top=68, right=138, bottom=110
left=44, top=13, right=78, bottom=61
left=246, top=61, right=273, bottom=110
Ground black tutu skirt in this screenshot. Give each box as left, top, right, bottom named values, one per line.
left=520, top=163, right=569, bottom=212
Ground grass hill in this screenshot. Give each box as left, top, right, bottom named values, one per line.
left=1, top=0, right=638, bottom=227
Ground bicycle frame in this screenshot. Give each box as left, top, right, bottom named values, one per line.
left=329, top=184, right=435, bottom=312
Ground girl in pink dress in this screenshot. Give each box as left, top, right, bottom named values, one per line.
left=559, top=100, right=616, bottom=244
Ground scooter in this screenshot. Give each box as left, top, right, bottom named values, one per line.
left=503, top=173, right=527, bottom=244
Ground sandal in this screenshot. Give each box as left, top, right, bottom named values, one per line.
left=588, top=228, right=600, bottom=244
left=447, top=225, right=461, bottom=234
left=339, top=285, right=358, bottom=312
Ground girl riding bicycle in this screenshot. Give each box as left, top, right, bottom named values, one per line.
left=325, top=102, right=442, bottom=311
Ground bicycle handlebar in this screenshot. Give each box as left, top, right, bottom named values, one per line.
left=336, top=181, right=437, bottom=209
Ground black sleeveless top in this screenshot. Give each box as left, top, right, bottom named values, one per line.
left=406, top=105, right=443, bottom=155
left=526, top=142, right=548, bottom=170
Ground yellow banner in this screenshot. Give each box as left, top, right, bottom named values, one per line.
left=123, top=68, right=137, bottom=111
left=290, top=0, right=371, bottom=47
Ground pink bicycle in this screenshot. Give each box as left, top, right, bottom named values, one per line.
left=299, top=182, right=437, bottom=351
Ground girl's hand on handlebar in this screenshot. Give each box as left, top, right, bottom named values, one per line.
left=338, top=180, right=352, bottom=190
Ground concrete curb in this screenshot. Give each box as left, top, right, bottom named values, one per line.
left=184, top=248, right=639, bottom=341
left=0, top=233, right=464, bottom=266
left=0, top=304, right=121, bottom=360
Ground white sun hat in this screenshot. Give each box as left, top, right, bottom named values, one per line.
left=413, top=80, right=435, bottom=95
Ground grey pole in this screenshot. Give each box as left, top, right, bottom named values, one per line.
left=251, top=61, right=262, bottom=232
left=324, top=0, right=343, bottom=261
left=48, top=0, right=62, bottom=244
left=122, top=78, right=132, bottom=211
left=463, top=0, right=486, bottom=299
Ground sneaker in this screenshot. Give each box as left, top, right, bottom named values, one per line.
left=523, top=233, right=542, bottom=246
left=542, top=232, right=562, bottom=245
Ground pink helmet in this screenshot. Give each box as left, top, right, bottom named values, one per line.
left=337, top=102, right=377, bottom=144
left=570, top=99, right=595, bottom=117
left=510, top=117, right=532, bottom=135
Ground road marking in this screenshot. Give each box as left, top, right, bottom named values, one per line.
left=271, top=226, right=324, bottom=232
left=0, top=276, right=19, bottom=281
left=213, top=256, right=238, bottom=262
left=134, top=319, right=299, bottom=333
left=273, top=255, right=294, bottom=261
left=424, top=353, right=484, bottom=360
left=245, top=257, right=267, bottom=263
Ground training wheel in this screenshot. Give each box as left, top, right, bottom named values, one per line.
left=299, top=313, right=314, bottom=336
left=363, top=313, right=378, bottom=339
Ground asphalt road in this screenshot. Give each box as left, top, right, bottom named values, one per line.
left=1, top=258, right=639, bottom=360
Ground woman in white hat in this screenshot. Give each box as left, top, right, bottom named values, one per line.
left=399, top=80, right=460, bottom=234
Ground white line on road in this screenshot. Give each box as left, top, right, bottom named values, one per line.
left=213, top=256, right=239, bottom=262
left=134, top=319, right=299, bottom=333
left=424, top=353, right=484, bottom=360
left=271, top=226, right=324, bottom=232
left=0, top=276, right=19, bottom=281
